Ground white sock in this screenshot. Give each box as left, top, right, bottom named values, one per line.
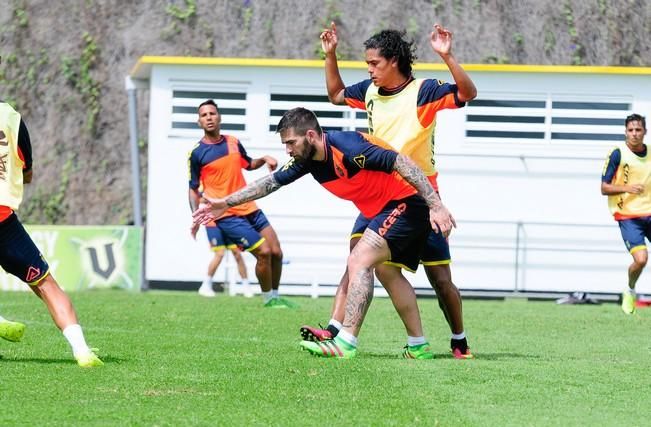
left=242, top=278, right=249, bottom=286
left=407, top=336, right=427, bottom=346
left=62, top=324, right=90, bottom=356
left=262, top=291, right=273, bottom=303
left=328, top=319, right=343, bottom=331
left=451, top=332, right=466, bottom=340
left=336, top=329, right=358, bottom=347
left=271, top=289, right=279, bottom=299
left=626, top=288, right=636, bottom=296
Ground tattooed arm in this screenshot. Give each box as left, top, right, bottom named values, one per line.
left=393, top=154, right=456, bottom=235
left=192, top=174, right=283, bottom=225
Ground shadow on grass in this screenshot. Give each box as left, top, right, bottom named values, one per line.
left=0, top=355, right=128, bottom=364
left=362, top=351, right=539, bottom=360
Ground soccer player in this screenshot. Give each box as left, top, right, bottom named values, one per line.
left=193, top=107, right=456, bottom=358
left=601, top=113, right=649, bottom=314
left=189, top=100, right=294, bottom=307
left=0, top=100, right=102, bottom=367
left=301, top=23, right=477, bottom=358
left=192, top=222, right=249, bottom=298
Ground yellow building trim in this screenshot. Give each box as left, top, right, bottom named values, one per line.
left=130, top=56, right=651, bottom=79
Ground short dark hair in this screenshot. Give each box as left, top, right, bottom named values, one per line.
left=625, top=113, right=646, bottom=130
left=198, top=99, right=218, bottom=113
left=363, top=29, right=417, bottom=77
left=276, top=107, right=322, bottom=136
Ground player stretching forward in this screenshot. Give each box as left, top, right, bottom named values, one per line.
left=193, top=107, right=455, bottom=358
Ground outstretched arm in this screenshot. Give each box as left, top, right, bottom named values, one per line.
left=320, top=21, right=346, bottom=105
left=192, top=174, right=283, bottom=225
left=430, top=24, right=477, bottom=102
left=394, top=154, right=456, bottom=236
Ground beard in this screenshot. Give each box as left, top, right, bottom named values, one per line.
left=293, top=138, right=317, bottom=163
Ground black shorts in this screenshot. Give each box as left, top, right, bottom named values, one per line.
left=0, top=213, right=49, bottom=284
left=364, top=195, right=431, bottom=272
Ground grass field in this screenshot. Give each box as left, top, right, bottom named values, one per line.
left=1, top=290, right=649, bottom=426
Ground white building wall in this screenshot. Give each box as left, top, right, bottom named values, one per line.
left=139, top=60, right=651, bottom=295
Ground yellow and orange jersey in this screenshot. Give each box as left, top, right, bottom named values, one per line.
left=0, top=103, right=32, bottom=222
left=188, top=135, right=258, bottom=219
left=602, top=143, right=651, bottom=220
left=344, top=77, right=464, bottom=189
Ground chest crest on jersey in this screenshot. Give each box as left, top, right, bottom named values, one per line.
left=353, top=154, right=366, bottom=169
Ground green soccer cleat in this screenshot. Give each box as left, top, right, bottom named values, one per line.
left=402, top=342, right=434, bottom=359
left=76, top=349, right=104, bottom=368
left=263, top=298, right=288, bottom=308
left=0, top=319, right=26, bottom=342
left=300, top=337, right=357, bottom=359
left=622, top=291, right=637, bottom=314
left=276, top=297, right=299, bottom=309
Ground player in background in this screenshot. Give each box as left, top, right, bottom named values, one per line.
left=189, top=100, right=295, bottom=308
left=0, top=99, right=102, bottom=367
left=601, top=114, right=649, bottom=314
left=193, top=107, right=456, bottom=358
left=301, top=23, right=477, bottom=358
left=192, top=221, right=249, bottom=298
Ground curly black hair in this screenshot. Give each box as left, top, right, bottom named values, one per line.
left=363, top=29, right=417, bottom=78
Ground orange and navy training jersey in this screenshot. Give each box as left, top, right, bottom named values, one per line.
left=602, top=144, right=651, bottom=220
left=273, top=131, right=417, bottom=218
left=188, top=135, right=258, bottom=219
left=344, top=77, right=464, bottom=183
left=0, top=102, right=32, bottom=223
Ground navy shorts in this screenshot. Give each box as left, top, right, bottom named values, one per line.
left=205, top=225, right=237, bottom=251
left=0, top=213, right=49, bottom=284
left=351, top=203, right=451, bottom=266
left=618, top=216, right=651, bottom=253
left=361, top=195, right=431, bottom=272
left=217, top=210, right=270, bottom=252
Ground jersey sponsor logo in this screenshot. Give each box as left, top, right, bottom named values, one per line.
left=281, top=158, right=296, bottom=172
left=353, top=154, right=366, bottom=169
left=378, top=203, right=407, bottom=237
left=25, top=265, right=41, bottom=282
left=623, top=163, right=630, bottom=183
left=0, top=153, right=7, bottom=181
left=366, top=99, right=374, bottom=134
left=0, top=130, right=7, bottom=146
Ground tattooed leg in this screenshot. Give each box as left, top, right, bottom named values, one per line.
left=341, top=228, right=391, bottom=337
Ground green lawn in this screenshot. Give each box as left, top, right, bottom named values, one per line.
left=1, top=291, right=648, bottom=426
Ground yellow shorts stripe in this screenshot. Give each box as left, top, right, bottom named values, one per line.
left=28, top=269, right=51, bottom=286
left=421, top=259, right=452, bottom=266
left=246, top=237, right=266, bottom=252
left=630, top=245, right=647, bottom=254
left=382, top=261, right=416, bottom=273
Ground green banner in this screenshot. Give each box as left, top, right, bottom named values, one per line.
left=0, top=226, right=143, bottom=292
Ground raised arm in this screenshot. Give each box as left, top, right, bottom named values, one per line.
left=192, top=174, right=284, bottom=226
left=430, top=24, right=477, bottom=102
left=394, top=154, right=456, bottom=236
left=320, top=21, right=346, bottom=105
